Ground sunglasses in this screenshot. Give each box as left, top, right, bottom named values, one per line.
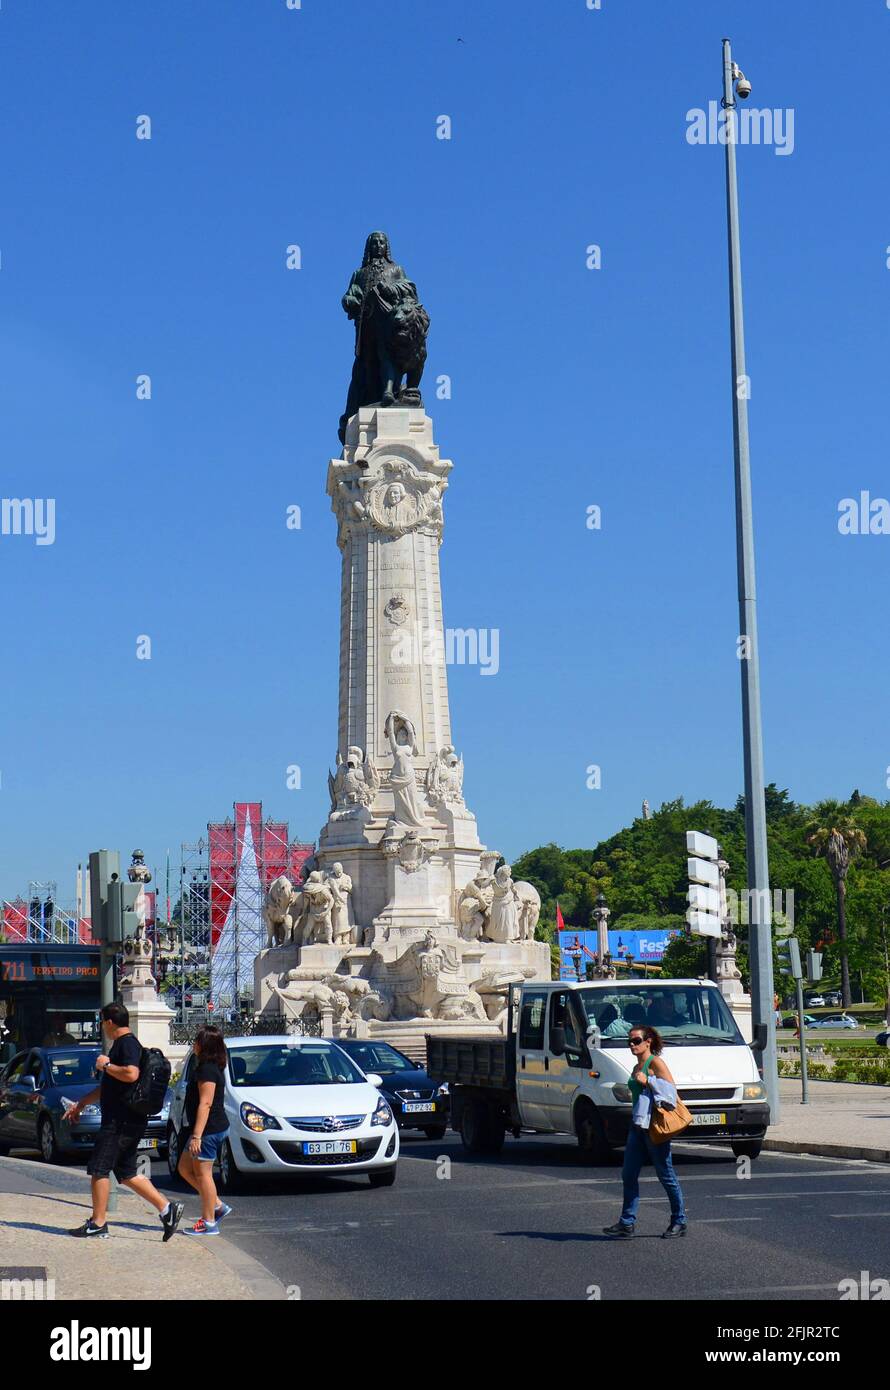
left=628, top=1037, right=647, bottom=1047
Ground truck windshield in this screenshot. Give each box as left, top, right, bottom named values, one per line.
left=576, top=984, right=744, bottom=1046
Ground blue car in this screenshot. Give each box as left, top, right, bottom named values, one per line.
left=334, top=1039, right=450, bottom=1138
left=0, top=1045, right=170, bottom=1164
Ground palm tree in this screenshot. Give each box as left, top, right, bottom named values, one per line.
left=806, top=802, right=867, bottom=1008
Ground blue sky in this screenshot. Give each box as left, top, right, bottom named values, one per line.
left=2, top=0, right=888, bottom=905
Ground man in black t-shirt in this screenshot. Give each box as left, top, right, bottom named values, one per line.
left=66, top=1002, right=184, bottom=1241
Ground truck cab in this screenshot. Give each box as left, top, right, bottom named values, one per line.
left=429, top=977, right=770, bottom=1162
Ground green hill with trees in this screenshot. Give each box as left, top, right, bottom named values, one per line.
left=512, top=788, right=890, bottom=1010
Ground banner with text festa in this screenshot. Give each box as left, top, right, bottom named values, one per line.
left=558, top=928, right=678, bottom=981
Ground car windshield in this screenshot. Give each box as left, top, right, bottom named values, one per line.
left=576, top=984, right=744, bottom=1046
left=227, top=1043, right=366, bottom=1088
left=48, top=1051, right=100, bottom=1086
left=339, top=1043, right=415, bottom=1074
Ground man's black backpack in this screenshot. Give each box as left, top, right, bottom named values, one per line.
left=127, top=1046, right=172, bottom=1118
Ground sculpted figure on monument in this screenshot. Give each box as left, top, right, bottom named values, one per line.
left=457, top=867, right=494, bottom=941
left=324, top=862, right=354, bottom=946
left=425, top=744, right=465, bottom=808
left=486, top=864, right=520, bottom=943
left=263, top=874, right=299, bottom=949
left=513, top=879, right=542, bottom=941
left=338, top=231, right=430, bottom=443
left=297, top=871, right=335, bottom=946
left=384, top=709, right=428, bottom=830
left=328, top=745, right=380, bottom=817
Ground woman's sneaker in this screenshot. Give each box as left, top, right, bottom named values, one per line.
left=160, top=1202, right=184, bottom=1243
left=69, top=1219, right=109, bottom=1239
left=214, top=1202, right=233, bottom=1223
left=183, top=1218, right=220, bottom=1237
left=602, top=1221, right=635, bottom=1237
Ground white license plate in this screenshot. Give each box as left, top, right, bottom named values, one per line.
left=403, top=1102, right=435, bottom=1113
left=137, top=1138, right=159, bottom=1151
left=302, top=1139, right=357, bottom=1155
left=690, top=1112, right=727, bottom=1126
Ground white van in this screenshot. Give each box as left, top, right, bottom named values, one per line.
left=430, top=978, right=770, bottom=1161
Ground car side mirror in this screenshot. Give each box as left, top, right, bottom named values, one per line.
left=549, top=1026, right=566, bottom=1057
left=23, top=1075, right=38, bottom=1092
left=365, top=1073, right=383, bottom=1087
left=750, top=1023, right=768, bottom=1054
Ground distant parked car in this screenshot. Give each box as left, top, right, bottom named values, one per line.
left=335, top=1040, right=450, bottom=1139
left=875, top=1029, right=889, bottom=1048
left=782, top=1014, right=817, bottom=1030
left=0, top=1046, right=170, bottom=1163
left=808, top=1013, right=860, bottom=1030
left=823, top=992, right=843, bottom=1006
left=805, top=995, right=827, bottom=1008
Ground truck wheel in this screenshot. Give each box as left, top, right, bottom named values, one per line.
left=575, top=1102, right=611, bottom=1165
left=731, top=1140, right=763, bottom=1160
left=461, top=1100, right=504, bottom=1155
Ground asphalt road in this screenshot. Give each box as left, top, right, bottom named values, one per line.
left=4, top=1131, right=889, bottom=1301
left=146, top=1132, right=890, bottom=1301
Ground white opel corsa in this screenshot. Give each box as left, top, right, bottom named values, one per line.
left=167, top=1036, right=399, bottom=1193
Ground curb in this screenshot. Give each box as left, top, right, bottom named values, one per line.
left=0, top=1154, right=289, bottom=1301
left=763, top=1138, right=890, bottom=1165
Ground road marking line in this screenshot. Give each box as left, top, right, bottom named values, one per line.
left=829, top=1211, right=890, bottom=1218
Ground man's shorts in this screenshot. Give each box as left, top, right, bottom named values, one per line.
left=86, top=1120, right=148, bottom=1181
left=180, top=1128, right=229, bottom=1163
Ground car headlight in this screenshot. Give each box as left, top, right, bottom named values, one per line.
left=239, top=1102, right=281, bottom=1133
left=743, top=1083, right=766, bottom=1101
left=69, top=1103, right=100, bottom=1121
left=437, top=1082, right=449, bottom=1097
left=612, top=1084, right=633, bottom=1103
left=371, top=1096, right=393, bottom=1127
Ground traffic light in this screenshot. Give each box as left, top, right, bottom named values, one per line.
left=777, top=936, right=802, bottom=980
left=107, top=880, right=141, bottom=944
left=806, top=950, right=823, bottom=983
left=88, top=850, right=121, bottom=943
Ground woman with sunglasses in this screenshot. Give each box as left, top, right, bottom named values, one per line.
left=603, top=1025, right=688, bottom=1239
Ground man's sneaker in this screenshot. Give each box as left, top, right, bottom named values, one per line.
left=662, top=1220, right=688, bottom=1238
left=69, top=1219, right=109, bottom=1239
left=214, top=1202, right=233, bottom=1223
left=160, top=1201, right=184, bottom=1243
left=602, top=1221, right=635, bottom=1237
left=182, top=1218, right=220, bottom=1237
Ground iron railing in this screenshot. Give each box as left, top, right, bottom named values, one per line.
left=169, top=1012, right=321, bottom=1045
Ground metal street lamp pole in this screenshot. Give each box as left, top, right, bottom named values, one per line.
left=721, top=38, right=779, bottom=1120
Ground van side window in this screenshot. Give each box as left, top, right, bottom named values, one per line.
left=519, top=992, right=547, bottom=1050
left=549, top=991, right=580, bottom=1050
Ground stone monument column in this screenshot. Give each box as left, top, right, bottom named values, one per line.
left=329, top=408, right=453, bottom=780
left=253, top=233, right=551, bottom=1046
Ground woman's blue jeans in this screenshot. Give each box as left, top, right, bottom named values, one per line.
left=620, top=1124, right=686, bottom=1226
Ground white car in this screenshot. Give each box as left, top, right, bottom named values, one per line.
left=167, top=1036, right=399, bottom=1192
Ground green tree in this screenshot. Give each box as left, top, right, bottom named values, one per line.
left=805, top=802, right=867, bottom=1007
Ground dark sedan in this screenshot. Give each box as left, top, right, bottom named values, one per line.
left=334, top=1040, right=449, bottom=1138
left=0, top=1045, right=169, bottom=1164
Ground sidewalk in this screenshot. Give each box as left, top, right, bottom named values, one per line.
left=0, top=1158, right=285, bottom=1301
left=764, top=1078, right=890, bottom=1163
